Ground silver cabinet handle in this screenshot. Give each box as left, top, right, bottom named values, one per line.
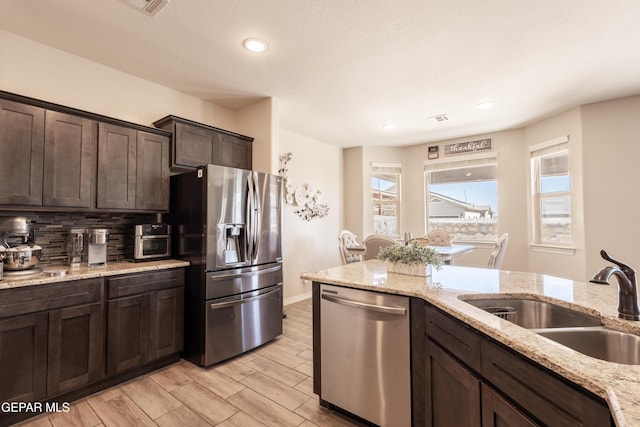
left=321, top=293, right=406, bottom=315
left=210, top=286, right=281, bottom=310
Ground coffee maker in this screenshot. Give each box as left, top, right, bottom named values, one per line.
left=87, top=229, right=108, bottom=267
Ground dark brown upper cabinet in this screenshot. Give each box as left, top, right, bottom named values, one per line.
left=97, top=123, right=137, bottom=210
left=0, top=99, right=45, bottom=206
left=0, top=90, right=171, bottom=212
left=153, top=115, right=253, bottom=171
left=136, top=131, right=170, bottom=211
left=43, top=111, right=96, bottom=208
left=97, top=124, right=170, bottom=211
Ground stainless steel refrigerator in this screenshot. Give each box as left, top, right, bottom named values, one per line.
left=170, top=164, right=283, bottom=367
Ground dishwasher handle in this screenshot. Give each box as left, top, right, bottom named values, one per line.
left=321, top=293, right=407, bottom=315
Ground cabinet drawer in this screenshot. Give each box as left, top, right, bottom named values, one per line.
left=426, top=305, right=481, bottom=373
left=0, top=278, right=103, bottom=318
left=481, top=339, right=611, bottom=427
left=107, top=268, right=184, bottom=299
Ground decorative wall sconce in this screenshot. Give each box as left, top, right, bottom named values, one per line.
left=279, top=152, right=329, bottom=221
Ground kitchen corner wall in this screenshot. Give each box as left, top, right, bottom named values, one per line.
left=279, top=128, right=342, bottom=302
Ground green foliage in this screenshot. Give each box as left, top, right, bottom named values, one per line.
left=377, top=241, right=443, bottom=269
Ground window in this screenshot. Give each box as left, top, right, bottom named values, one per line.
left=425, top=156, right=498, bottom=241
left=372, top=163, right=401, bottom=237
left=531, top=137, right=571, bottom=245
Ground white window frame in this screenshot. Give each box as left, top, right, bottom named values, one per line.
left=529, top=136, right=573, bottom=249
left=371, top=163, right=402, bottom=238
left=424, top=153, right=498, bottom=243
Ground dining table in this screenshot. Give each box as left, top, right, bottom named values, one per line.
left=428, top=244, right=474, bottom=264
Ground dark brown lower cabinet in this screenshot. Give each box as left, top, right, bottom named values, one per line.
left=425, top=339, right=481, bottom=427
left=47, top=302, right=104, bottom=396
left=0, top=312, right=48, bottom=402
left=481, top=384, right=536, bottom=427
left=107, top=270, right=184, bottom=375
left=425, top=303, right=612, bottom=427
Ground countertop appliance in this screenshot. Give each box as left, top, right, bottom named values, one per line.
left=68, top=228, right=86, bottom=268
left=87, top=228, right=108, bottom=267
left=170, top=164, right=283, bottom=367
left=134, top=223, right=171, bottom=261
left=0, top=216, right=42, bottom=276
left=320, top=284, right=411, bottom=427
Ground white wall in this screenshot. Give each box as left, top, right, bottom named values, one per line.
left=279, top=129, right=343, bottom=302
left=237, top=98, right=277, bottom=174
left=582, top=95, right=640, bottom=279
left=0, top=30, right=239, bottom=132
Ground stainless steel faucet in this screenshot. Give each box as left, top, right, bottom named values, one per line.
left=590, top=250, right=640, bottom=321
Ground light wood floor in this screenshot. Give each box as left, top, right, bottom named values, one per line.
left=17, top=298, right=363, bottom=427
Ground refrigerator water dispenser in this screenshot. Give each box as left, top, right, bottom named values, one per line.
left=222, top=224, right=245, bottom=265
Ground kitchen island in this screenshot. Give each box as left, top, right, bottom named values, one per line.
left=301, top=261, right=640, bottom=427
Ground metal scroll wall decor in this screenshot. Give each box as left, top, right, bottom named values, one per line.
left=279, top=152, right=329, bottom=221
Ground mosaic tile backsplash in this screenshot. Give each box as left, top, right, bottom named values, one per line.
left=0, top=211, right=160, bottom=264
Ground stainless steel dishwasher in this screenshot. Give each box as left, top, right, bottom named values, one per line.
left=320, top=284, right=411, bottom=427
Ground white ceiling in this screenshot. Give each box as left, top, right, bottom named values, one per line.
left=2, top=0, right=640, bottom=148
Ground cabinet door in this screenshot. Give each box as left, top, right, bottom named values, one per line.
left=47, top=302, right=104, bottom=396
left=218, top=133, right=252, bottom=170
left=107, top=294, right=150, bottom=375
left=149, top=287, right=184, bottom=359
left=174, top=122, right=216, bottom=168
left=425, top=339, right=481, bottom=427
left=481, top=384, right=537, bottom=427
left=0, top=313, right=48, bottom=402
left=136, top=131, right=169, bottom=210
left=0, top=99, right=44, bottom=205
left=43, top=111, right=95, bottom=208
left=97, top=123, right=137, bottom=209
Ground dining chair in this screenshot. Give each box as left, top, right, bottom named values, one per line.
left=363, top=234, right=399, bottom=260
left=427, top=230, right=453, bottom=246
left=487, top=233, right=509, bottom=269
left=338, top=230, right=365, bottom=264
left=410, top=237, right=430, bottom=246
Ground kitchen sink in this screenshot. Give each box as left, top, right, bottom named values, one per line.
left=460, top=296, right=640, bottom=364
left=459, top=296, right=603, bottom=328
left=535, top=327, right=640, bottom=365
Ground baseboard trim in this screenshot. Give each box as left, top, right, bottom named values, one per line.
left=284, top=291, right=312, bottom=306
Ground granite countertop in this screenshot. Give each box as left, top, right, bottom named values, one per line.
left=0, top=259, right=190, bottom=290
left=301, top=261, right=640, bottom=427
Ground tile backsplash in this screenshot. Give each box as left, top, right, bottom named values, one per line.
left=0, top=212, right=159, bottom=264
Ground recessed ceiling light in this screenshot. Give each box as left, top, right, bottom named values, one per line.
left=477, top=101, right=495, bottom=109
left=243, top=38, right=269, bottom=53
left=382, top=123, right=396, bottom=130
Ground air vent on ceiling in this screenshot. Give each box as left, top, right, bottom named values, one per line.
left=125, top=0, right=169, bottom=16
left=428, top=114, right=449, bottom=122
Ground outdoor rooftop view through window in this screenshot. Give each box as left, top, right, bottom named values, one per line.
left=425, top=159, right=498, bottom=242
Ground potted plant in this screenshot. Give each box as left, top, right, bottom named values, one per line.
left=377, top=241, right=443, bottom=276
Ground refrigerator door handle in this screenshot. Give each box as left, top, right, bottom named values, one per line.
left=210, top=286, right=282, bottom=310
left=251, top=172, right=260, bottom=261
left=246, top=173, right=256, bottom=261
